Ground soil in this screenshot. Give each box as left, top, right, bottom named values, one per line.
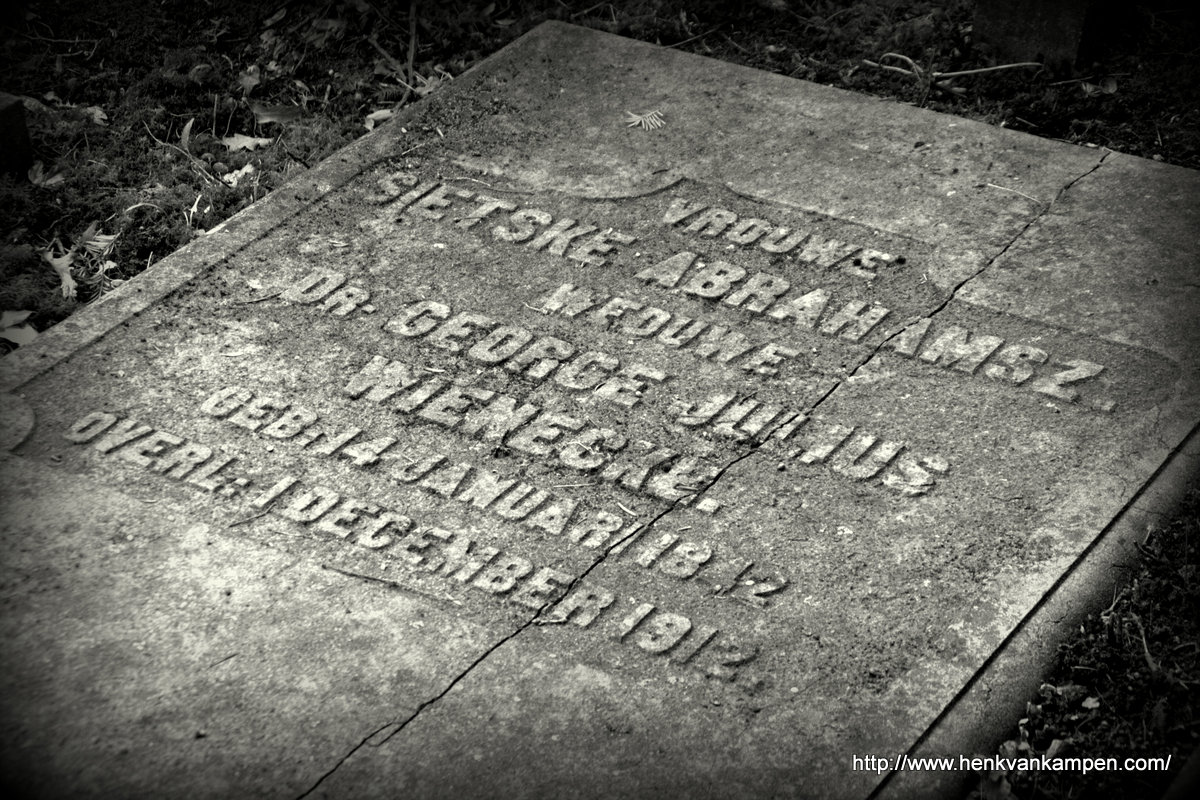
left=1, top=1, right=1197, bottom=797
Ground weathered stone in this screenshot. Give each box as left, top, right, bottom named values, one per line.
left=1, top=21, right=1196, bottom=799
left=974, top=0, right=1092, bottom=71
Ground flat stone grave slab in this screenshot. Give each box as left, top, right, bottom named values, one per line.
left=2, top=21, right=1198, bottom=800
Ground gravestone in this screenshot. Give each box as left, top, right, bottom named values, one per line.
left=2, top=21, right=1197, bottom=799
left=973, top=0, right=1092, bottom=71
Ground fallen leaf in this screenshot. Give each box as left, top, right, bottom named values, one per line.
left=187, top=63, right=213, bottom=83
left=0, top=323, right=38, bottom=346
left=263, top=8, right=286, bottom=26
left=28, top=161, right=65, bottom=187
left=40, top=248, right=78, bottom=299
left=412, top=70, right=452, bottom=97
left=1082, top=696, right=1101, bottom=710
left=1044, top=738, right=1068, bottom=759
left=83, top=106, right=108, bottom=125
left=18, top=94, right=50, bottom=114
left=0, top=311, right=33, bottom=328
left=1080, top=80, right=1116, bottom=98
left=222, top=163, right=256, bottom=188
left=364, top=108, right=394, bottom=131
left=221, top=133, right=275, bottom=151
left=180, top=117, right=195, bottom=152
left=238, top=65, right=262, bottom=95
left=80, top=226, right=118, bottom=257
left=249, top=100, right=302, bottom=126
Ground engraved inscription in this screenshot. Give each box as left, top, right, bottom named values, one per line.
left=62, top=409, right=766, bottom=682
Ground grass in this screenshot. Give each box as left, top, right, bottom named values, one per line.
left=2, top=2, right=1198, bottom=796
left=979, top=489, right=1200, bottom=799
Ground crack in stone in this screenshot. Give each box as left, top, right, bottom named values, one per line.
left=862, top=150, right=1121, bottom=800
left=297, top=150, right=1116, bottom=798
left=292, top=499, right=688, bottom=798
left=647, top=153, right=1119, bottom=530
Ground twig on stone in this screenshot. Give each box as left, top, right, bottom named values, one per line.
left=236, top=290, right=282, bottom=304
left=985, top=183, right=1042, bottom=205
left=228, top=508, right=271, bottom=526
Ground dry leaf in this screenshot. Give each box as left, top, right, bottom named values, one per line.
left=28, top=161, right=65, bottom=188
left=249, top=100, right=302, bottom=126
left=0, top=310, right=38, bottom=346
left=187, top=63, right=212, bottom=83
left=222, top=163, right=256, bottom=187
left=624, top=109, right=665, bottom=130
left=238, top=65, right=262, bottom=95
left=83, top=106, right=108, bottom=125
left=221, top=133, right=275, bottom=151
left=180, top=117, right=195, bottom=152
left=1081, top=696, right=1101, bottom=710
left=364, top=108, right=394, bottom=131
left=79, top=223, right=118, bottom=257
left=1044, top=738, right=1068, bottom=759
left=40, top=248, right=78, bottom=299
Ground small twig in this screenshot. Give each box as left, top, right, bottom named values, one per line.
left=236, top=290, right=282, bottom=304
left=862, top=60, right=921, bottom=78
left=285, top=148, right=311, bottom=169
left=367, top=35, right=407, bottom=77
left=228, top=508, right=271, bottom=526
left=863, top=54, right=1044, bottom=98
left=1129, top=614, right=1160, bottom=674
left=570, top=2, right=610, bottom=18
left=721, top=33, right=749, bottom=54
left=143, top=122, right=222, bottom=186
left=934, top=62, right=1043, bottom=79
left=322, top=564, right=463, bottom=606
left=616, top=502, right=638, bottom=516
left=878, top=52, right=922, bottom=77
left=208, top=653, right=238, bottom=668
left=325, top=564, right=400, bottom=586
left=1048, top=73, right=1128, bottom=86
left=404, top=1, right=418, bottom=104
left=985, top=183, right=1042, bottom=205
left=666, top=26, right=721, bottom=49
left=1100, top=586, right=1127, bottom=618
left=437, top=175, right=493, bottom=187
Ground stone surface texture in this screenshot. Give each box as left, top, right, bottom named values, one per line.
left=1, top=21, right=1197, bottom=800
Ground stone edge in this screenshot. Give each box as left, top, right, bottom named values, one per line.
left=873, top=421, right=1200, bottom=799
left=0, top=24, right=547, bottom=398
